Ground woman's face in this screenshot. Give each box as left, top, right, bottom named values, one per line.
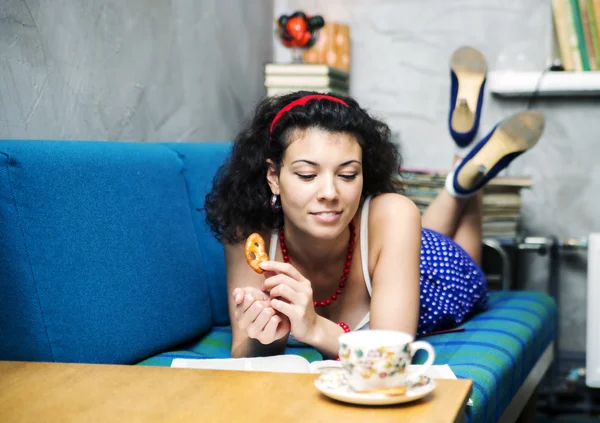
left=267, top=127, right=363, bottom=239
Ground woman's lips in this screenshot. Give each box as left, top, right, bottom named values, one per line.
left=310, top=211, right=342, bottom=223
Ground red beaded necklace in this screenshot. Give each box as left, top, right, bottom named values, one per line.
left=279, top=221, right=356, bottom=307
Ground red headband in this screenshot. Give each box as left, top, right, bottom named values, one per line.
left=269, top=94, right=350, bottom=137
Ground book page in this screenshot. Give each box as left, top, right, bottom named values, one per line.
left=248, top=355, right=311, bottom=373
left=171, top=357, right=248, bottom=371
left=171, top=355, right=312, bottom=373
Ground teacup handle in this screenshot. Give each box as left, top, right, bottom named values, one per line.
left=408, top=340, right=435, bottom=380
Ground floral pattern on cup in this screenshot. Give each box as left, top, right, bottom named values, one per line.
left=340, top=343, right=411, bottom=382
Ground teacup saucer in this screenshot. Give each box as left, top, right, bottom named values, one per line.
left=314, top=369, right=436, bottom=406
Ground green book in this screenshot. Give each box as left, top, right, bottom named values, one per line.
left=570, top=0, right=591, bottom=70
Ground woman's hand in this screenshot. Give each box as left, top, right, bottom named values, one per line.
left=259, top=261, right=319, bottom=344
left=231, top=287, right=290, bottom=345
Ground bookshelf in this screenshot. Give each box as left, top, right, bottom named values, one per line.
left=488, top=70, right=600, bottom=97
left=488, top=0, right=600, bottom=98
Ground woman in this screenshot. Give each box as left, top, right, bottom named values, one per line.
left=204, top=91, right=544, bottom=359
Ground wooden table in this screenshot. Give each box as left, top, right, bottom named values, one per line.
left=0, top=361, right=472, bottom=422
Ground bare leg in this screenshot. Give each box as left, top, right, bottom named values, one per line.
left=421, top=189, right=468, bottom=239
left=421, top=155, right=467, bottom=238
left=421, top=155, right=483, bottom=265
left=452, top=191, right=483, bottom=266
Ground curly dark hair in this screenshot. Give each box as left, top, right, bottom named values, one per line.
left=204, top=90, right=402, bottom=244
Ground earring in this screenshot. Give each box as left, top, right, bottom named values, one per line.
left=270, top=194, right=281, bottom=210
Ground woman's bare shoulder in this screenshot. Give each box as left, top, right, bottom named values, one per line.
left=368, top=193, right=420, bottom=222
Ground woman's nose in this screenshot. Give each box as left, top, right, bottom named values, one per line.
left=318, top=175, right=338, bottom=200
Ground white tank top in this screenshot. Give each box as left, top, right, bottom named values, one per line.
left=270, top=196, right=372, bottom=333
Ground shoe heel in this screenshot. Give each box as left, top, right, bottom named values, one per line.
left=449, top=46, right=487, bottom=146
left=471, top=165, right=487, bottom=187
left=456, top=110, right=545, bottom=191
left=452, top=99, right=473, bottom=133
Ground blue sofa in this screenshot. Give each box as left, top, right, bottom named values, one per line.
left=0, top=140, right=557, bottom=423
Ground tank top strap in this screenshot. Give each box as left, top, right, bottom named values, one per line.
left=360, top=196, right=373, bottom=296
left=269, top=231, right=278, bottom=260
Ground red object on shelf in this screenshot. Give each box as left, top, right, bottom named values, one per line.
left=277, top=11, right=325, bottom=49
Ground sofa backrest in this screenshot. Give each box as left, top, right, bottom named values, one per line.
left=0, top=140, right=230, bottom=364
left=163, top=143, right=231, bottom=326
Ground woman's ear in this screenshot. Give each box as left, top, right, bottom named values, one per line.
left=265, top=159, right=280, bottom=194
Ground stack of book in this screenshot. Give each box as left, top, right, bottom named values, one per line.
left=398, top=169, right=533, bottom=239
left=264, top=63, right=350, bottom=97
left=552, top=0, right=600, bottom=71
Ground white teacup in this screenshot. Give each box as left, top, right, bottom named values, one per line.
left=338, top=330, right=435, bottom=392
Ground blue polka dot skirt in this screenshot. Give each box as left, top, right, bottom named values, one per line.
left=417, top=228, right=489, bottom=336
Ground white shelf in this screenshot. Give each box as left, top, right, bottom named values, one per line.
left=487, top=71, right=600, bottom=97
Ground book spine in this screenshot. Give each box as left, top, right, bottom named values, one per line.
left=266, top=86, right=349, bottom=97
left=590, top=0, right=600, bottom=69
left=565, top=0, right=585, bottom=70
left=571, top=0, right=591, bottom=70
left=587, top=0, right=600, bottom=69
left=553, top=0, right=576, bottom=70
left=264, top=64, right=349, bottom=79
left=264, top=75, right=349, bottom=89
left=579, top=0, right=598, bottom=70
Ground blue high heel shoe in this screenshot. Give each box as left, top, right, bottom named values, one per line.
left=446, top=110, right=545, bottom=198
left=448, top=46, right=487, bottom=147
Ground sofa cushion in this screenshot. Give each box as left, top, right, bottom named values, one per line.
left=163, top=142, right=232, bottom=325
left=0, top=140, right=212, bottom=364
left=137, top=326, right=323, bottom=366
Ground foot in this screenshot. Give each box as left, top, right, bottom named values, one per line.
left=445, top=110, right=545, bottom=198
left=448, top=46, right=488, bottom=148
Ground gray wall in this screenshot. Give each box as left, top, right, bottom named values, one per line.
left=275, top=0, right=596, bottom=353
left=0, top=0, right=274, bottom=142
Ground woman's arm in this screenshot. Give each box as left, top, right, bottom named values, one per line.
left=225, top=241, right=290, bottom=357
left=368, top=193, right=422, bottom=335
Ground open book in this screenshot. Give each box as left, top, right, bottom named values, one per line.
left=170, top=355, right=457, bottom=379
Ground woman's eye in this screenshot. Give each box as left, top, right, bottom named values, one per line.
left=296, top=173, right=316, bottom=180
left=339, top=174, right=357, bottom=180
